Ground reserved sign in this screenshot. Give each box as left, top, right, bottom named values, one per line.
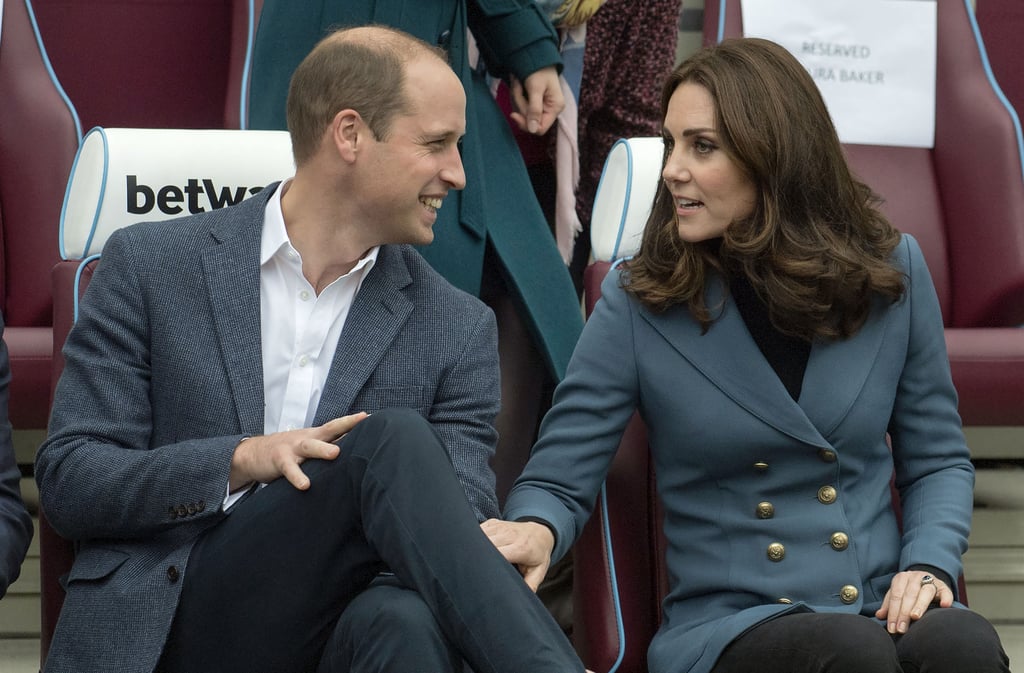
left=741, top=0, right=937, bottom=148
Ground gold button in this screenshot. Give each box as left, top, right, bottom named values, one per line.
left=819, top=448, right=837, bottom=463
left=777, top=597, right=793, bottom=605
left=817, top=485, right=837, bottom=504
left=830, top=532, right=849, bottom=551
left=840, top=585, right=859, bottom=604
left=753, top=462, right=769, bottom=472
left=756, top=502, right=775, bottom=519
left=767, top=543, right=785, bottom=562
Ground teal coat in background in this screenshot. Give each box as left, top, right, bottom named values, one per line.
left=248, top=0, right=584, bottom=381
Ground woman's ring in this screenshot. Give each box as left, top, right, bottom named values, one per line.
left=921, top=574, right=935, bottom=586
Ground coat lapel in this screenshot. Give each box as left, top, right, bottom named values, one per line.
left=201, top=193, right=269, bottom=435
left=800, top=295, right=891, bottom=436
left=313, top=245, right=414, bottom=423
left=640, top=281, right=830, bottom=448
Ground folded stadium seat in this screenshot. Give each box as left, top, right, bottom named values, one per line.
left=572, top=1, right=1024, bottom=669
left=0, top=0, right=81, bottom=430
left=41, top=127, right=295, bottom=666
left=30, top=0, right=261, bottom=130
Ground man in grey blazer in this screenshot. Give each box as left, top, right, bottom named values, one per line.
left=36, top=26, right=583, bottom=673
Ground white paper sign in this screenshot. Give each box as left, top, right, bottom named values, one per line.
left=741, top=0, right=937, bottom=148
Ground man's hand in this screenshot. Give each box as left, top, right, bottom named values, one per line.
left=229, top=412, right=368, bottom=492
left=481, top=518, right=555, bottom=591
left=508, top=66, right=565, bottom=135
left=875, top=569, right=954, bottom=634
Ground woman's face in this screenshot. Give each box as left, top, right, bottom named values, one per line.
left=661, top=82, right=757, bottom=243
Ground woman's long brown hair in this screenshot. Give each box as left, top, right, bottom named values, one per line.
left=623, top=38, right=905, bottom=341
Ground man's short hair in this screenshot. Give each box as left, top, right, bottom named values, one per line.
left=286, top=26, right=448, bottom=166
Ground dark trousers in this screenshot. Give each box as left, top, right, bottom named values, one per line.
left=158, top=409, right=580, bottom=673
left=711, top=608, right=1010, bottom=673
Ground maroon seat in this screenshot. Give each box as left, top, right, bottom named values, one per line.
left=0, top=0, right=81, bottom=430
left=573, top=1, right=1021, bottom=670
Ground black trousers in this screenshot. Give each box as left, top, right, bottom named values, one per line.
left=158, top=409, right=580, bottom=673
left=710, top=608, right=1010, bottom=673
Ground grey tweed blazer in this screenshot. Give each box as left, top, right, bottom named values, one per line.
left=36, top=183, right=501, bottom=673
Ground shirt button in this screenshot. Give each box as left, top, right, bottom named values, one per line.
left=830, top=532, right=850, bottom=551
left=817, top=485, right=837, bottom=504
left=167, top=566, right=180, bottom=583
left=756, top=502, right=775, bottom=519
left=767, top=543, right=786, bottom=562
left=299, top=290, right=311, bottom=301
left=298, top=354, right=309, bottom=367
left=840, top=585, right=859, bottom=604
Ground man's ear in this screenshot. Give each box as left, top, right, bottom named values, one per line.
left=331, top=109, right=363, bottom=163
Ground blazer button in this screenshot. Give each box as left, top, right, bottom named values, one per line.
left=168, top=506, right=178, bottom=519
left=817, top=485, right=837, bottom=504
left=840, top=584, right=859, bottom=604
left=176, top=505, right=188, bottom=518
left=186, top=503, right=197, bottom=516
left=767, top=542, right=785, bottom=562
left=167, top=566, right=180, bottom=583
left=818, top=448, right=837, bottom=463
left=753, top=461, right=769, bottom=472
left=777, top=597, right=793, bottom=605
left=756, top=502, right=775, bottom=519
left=437, top=30, right=452, bottom=48
left=830, top=532, right=849, bottom=551
left=197, top=500, right=206, bottom=512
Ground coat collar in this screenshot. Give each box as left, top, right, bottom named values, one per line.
left=638, top=280, right=891, bottom=447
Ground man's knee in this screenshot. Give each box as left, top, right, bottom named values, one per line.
left=341, top=407, right=451, bottom=470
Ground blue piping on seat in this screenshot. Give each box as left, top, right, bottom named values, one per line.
left=238, top=0, right=255, bottom=129
left=24, top=0, right=82, bottom=141
left=73, top=254, right=102, bottom=322
left=59, top=127, right=109, bottom=260
left=963, top=0, right=1024, bottom=183
left=598, top=482, right=626, bottom=673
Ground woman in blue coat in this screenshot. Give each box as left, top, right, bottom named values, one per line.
left=248, top=1, right=584, bottom=385
left=492, top=38, right=1010, bottom=672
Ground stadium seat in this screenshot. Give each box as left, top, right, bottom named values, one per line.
left=573, top=1, right=1023, bottom=669
left=30, top=0, right=261, bottom=130
left=0, top=0, right=81, bottom=430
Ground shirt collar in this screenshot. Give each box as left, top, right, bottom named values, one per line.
left=260, top=179, right=380, bottom=277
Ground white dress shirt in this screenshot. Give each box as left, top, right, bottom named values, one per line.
left=224, top=180, right=378, bottom=508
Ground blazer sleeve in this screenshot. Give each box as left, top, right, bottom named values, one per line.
left=504, top=268, right=640, bottom=562
left=0, top=316, right=33, bottom=597
left=887, top=234, right=974, bottom=591
left=36, top=229, right=240, bottom=542
left=427, top=304, right=502, bottom=521
left=468, top=0, right=563, bottom=81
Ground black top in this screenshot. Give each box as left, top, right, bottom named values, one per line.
left=729, top=273, right=811, bottom=401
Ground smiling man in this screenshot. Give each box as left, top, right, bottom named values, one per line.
left=37, top=26, right=584, bottom=673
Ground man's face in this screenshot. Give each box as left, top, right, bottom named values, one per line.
left=356, top=58, right=467, bottom=247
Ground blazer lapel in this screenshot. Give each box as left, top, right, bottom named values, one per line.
left=202, top=193, right=269, bottom=435
left=314, top=245, right=414, bottom=423
left=640, top=282, right=831, bottom=448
